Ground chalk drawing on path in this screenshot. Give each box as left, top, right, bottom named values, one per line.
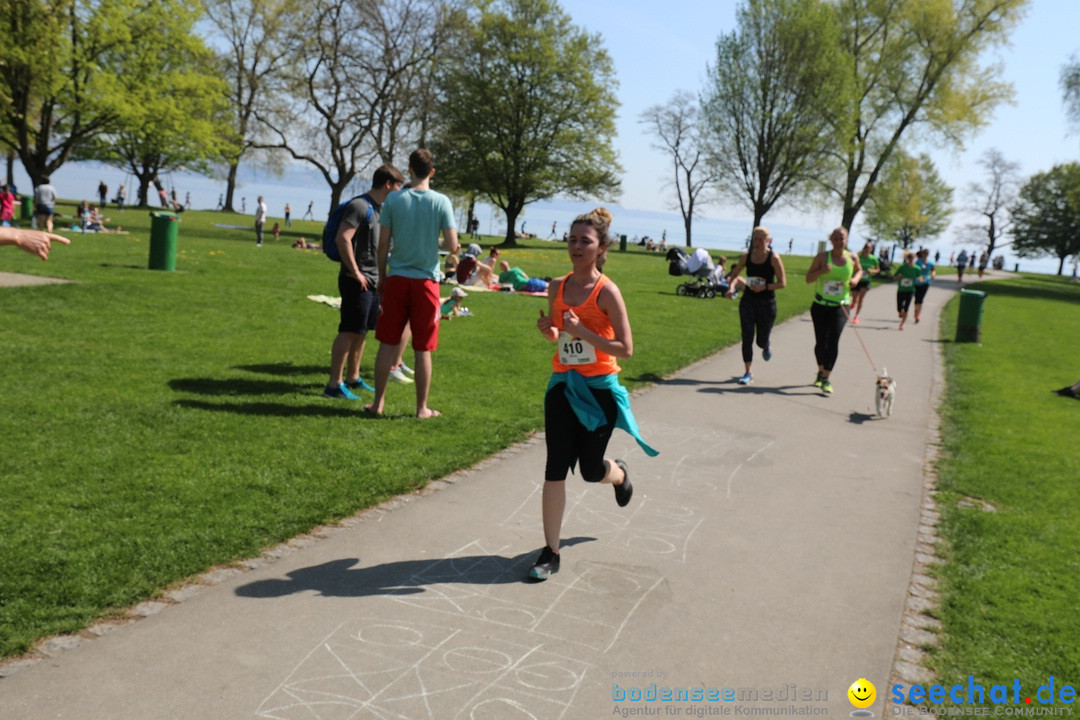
left=257, top=423, right=769, bottom=719
left=255, top=617, right=590, bottom=720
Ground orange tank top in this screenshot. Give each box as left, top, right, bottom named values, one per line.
left=551, top=273, right=621, bottom=376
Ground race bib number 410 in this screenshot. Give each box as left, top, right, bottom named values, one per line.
left=558, top=332, right=597, bottom=365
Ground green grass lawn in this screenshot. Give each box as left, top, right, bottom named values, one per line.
left=931, top=274, right=1080, bottom=702
left=0, top=204, right=816, bottom=658
left=4, top=206, right=1078, bottom=687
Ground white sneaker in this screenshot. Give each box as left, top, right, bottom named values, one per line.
left=389, top=367, right=414, bottom=384
left=398, top=362, right=415, bottom=377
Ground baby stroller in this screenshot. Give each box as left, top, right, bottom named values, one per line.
left=668, top=247, right=726, bottom=298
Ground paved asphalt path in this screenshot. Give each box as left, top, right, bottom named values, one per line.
left=0, top=276, right=977, bottom=720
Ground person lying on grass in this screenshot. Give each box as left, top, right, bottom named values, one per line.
left=498, top=260, right=550, bottom=293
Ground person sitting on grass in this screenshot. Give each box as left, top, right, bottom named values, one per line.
left=87, top=206, right=117, bottom=233
left=443, top=251, right=459, bottom=281
left=497, top=260, right=550, bottom=293
left=456, top=243, right=498, bottom=286
left=440, top=286, right=471, bottom=319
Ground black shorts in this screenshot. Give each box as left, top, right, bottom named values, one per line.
left=855, top=278, right=871, bottom=291
left=544, top=383, right=616, bottom=482
left=914, top=283, right=930, bottom=304
left=338, top=273, right=379, bottom=334
left=897, top=292, right=914, bottom=313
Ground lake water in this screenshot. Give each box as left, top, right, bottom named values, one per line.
left=8, top=159, right=1072, bottom=277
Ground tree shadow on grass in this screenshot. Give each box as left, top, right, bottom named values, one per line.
left=99, top=263, right=149, bottom=271
left=169, top=377, right=305, bottom=395
left=234, top=362, right=325, bottom=376
left=174, top=398, right=362, bottom=418
left=235, top=538, right=597, bottom=597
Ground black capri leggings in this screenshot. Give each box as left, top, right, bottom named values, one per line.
left=810, top=302, right=848, bottom=372
left=897, top=292, right=914, bottom=313
left=544, top=383, right=616, bottom=482
left=914, top=283, right=930, bottom=304
left=739, top=296, right=777, bottom=363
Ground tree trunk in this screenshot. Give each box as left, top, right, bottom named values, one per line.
left=753, top=207, right=765, bottom=230
left=500, top=201, right=524, bottom=247
left=136, top=173, right=153, bottom=207
left=224, top=162, right=239, bottom=213
left=1058, top=255, right=1066, bottom=275
left=5, top=149, right=14, bottom=187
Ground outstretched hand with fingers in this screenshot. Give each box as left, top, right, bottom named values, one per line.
left=1, top=227, right=70, bottom=260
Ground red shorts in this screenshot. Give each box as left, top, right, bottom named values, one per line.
left=376, top=276, right=441, bottom=351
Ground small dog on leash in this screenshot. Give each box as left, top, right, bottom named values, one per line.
left=876, top=368, right=896, bottom=417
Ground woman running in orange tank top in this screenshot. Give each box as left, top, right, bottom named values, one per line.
left=528, top=207, right=653, bottom=581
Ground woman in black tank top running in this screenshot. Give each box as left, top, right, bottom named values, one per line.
left=725, top=226, right=787, bottom=385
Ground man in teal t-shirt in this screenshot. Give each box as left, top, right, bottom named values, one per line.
left=369, top=149, right=460, bottom=419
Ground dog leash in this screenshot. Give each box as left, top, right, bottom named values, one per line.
left=840, top=304, right=881, bottom=375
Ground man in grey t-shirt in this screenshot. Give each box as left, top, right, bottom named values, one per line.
left=323, top=164, right=404, bottom=400
left=33, top=177, right=58, bottom=232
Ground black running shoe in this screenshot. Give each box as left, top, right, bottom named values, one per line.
left=613, top=458, right=633, bottom=507
left=529, top=546, right=560, bottom=581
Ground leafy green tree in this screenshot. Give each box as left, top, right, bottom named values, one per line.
left=863, top=151, right=953, bottom=249
left=255, top=0, right=449, bottom=211
left=701, top=0, right=848, bottom=230
left=430, top=0, right=620, bottom=247
left=0, top=0, right=126, bottom=186
left=202, top=0, right=300, bottom=213
left=640, top=91, right=718, bottom=248
left=76, top=2, right=230, bottom=207
left=826, top=0, right=1029, bottom=230
left=1009, top=163, right=1080, bottom=275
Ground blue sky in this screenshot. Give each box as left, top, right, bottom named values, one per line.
left=561, top=0, right=1080, bottom=234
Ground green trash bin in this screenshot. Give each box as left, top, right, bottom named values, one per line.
left=18, top=194, right=32, bottom=222
left=956, top=288, right=986, bottom=343
left=148, top=211, right=179, bottom=271
left=619, top=234, right=627, bottom=252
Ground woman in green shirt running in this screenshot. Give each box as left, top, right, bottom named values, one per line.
left=851, top=242, right=880, bottom=325
left=804, top=227, right=863, bottom=395
left=894, top=250, right=922, bottom=330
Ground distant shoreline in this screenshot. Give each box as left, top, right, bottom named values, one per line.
left=7, top=160, right=1070, bottom=276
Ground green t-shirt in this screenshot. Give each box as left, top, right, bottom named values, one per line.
left=895, top=263, right=921, bottom=293
left=498, top=267, right=530, bottom=290
left=815, top=250, right=855, bottom=304
left=860, top=254, right=880, bottom=281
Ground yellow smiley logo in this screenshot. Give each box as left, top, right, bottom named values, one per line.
left=848, top=678, right=876, bottom=709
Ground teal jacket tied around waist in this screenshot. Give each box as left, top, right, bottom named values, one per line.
left=547, top=371, right=659, bottom=458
